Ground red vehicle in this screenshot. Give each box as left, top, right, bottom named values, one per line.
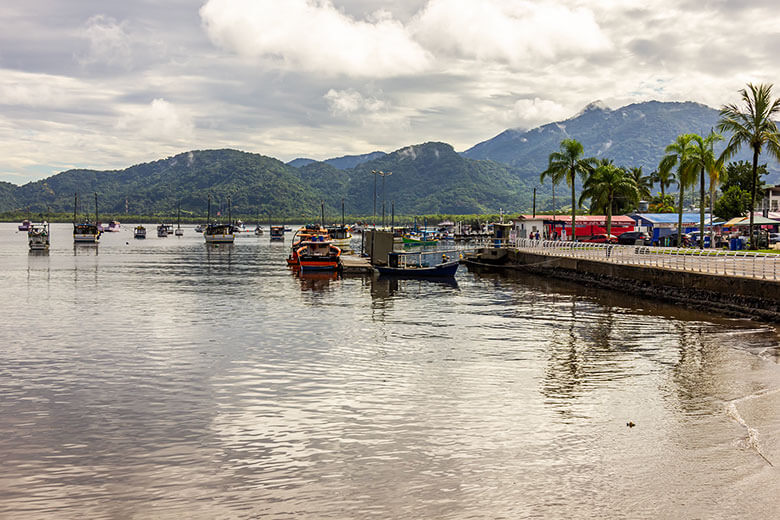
left=582, top=234, right=618, bottom=244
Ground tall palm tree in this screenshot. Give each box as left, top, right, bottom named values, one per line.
left=579, top=164, right=639, bottom=236
left=659, top=133, right=698, bottom=247
left=544, top=139, right=596, bottom=241
left=688, top=132, right=723, bottom=248
left=718, top=83, right=780, bottom=249
left=540, top=161, right=565, bottom=219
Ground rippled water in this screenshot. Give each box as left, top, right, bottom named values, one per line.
left=1, top=223, right=779, bottom=519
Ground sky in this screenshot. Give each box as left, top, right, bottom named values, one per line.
left=1, top=0, right=778, bottom=184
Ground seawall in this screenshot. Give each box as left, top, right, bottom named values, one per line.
left=475, top=249, right=780, bottom=322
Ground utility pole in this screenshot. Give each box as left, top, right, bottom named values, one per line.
left=371, top=170, right=378, bottom=228
left=379, top=170, right=392, bottom=227
left=533, top=187, right=536, bottom=218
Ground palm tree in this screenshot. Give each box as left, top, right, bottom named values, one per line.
left=659, top=133, right=698, bottom=247
left=651, top=167, right=676, bottom=199
left=629, top=166, right=652, bottom=203
left=718, top=83, right=780, bottom=249
left=544, top=139, right=596, bottom=241
left=540, top=161, right=565, bottom=219
left=688, top=131, right=723, bottom=249
left=579, top=164, right=638, bottom=236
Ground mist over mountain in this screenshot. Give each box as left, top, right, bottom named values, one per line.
left=463, top=100, right=778, bottom=177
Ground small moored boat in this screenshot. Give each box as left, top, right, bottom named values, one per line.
left=376, top=251, right=459, bottom=277
left=134, top=225, right=146, bottom=239
left=28, top=222, right=50, bottom=251
left=295, top=236, right=341, bottom=271
left=18, top=219, right=32, bottom=231
left=157, top=224, right=169, bottom=237
left=270, top=226, right=285, bottom=241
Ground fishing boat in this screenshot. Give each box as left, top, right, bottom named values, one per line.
left=73, top=193, right=101, bottom=243
left=233, top=220, right=247, bottom=233
left=195, top=224, right=204, bottom=233
left=204, top=223, right=235, bottom=243
left=254, top=225, right=264, bottom=235
left=18, top=219, right=32, bottom=231
left=326, top=225, right=352, bottom=249
left=270, top=226, right=285, bottom=241
left=295, top=236, right=341, bottom=271
left=203, top=194, right=235, bottom=244
left=134, top=225, right=147, bottom=239
left=402, top=233, right=438, bottom=247
left=287, top=224, right=329, bottom=265
left=157, top=224, right=169, bottom=237
left=28, top=222, right=50, bottom=251
left=376, top=251, right=459, bottom=277
left=106, top=221, right=121, bottom=232
left=175, top=203, right=184, bottom=236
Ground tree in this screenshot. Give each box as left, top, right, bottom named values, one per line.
left=543, top=139, right=596, bottom=241
left=718, top=83, right=780, bottom=249
left=629, top=166, right=652, bottom=202
left=714, top=185, right=752, bottom=220
left=659, top=133, right=698, bottom=248
left=687, top=132, right=723, bottom=248
left=539, top=162, right=565, bottom=217
left=651, top=167, right=676, bottom=199
left=721, top=161, right=768, bottom=193
left=579, top=164, right=638, bottom=236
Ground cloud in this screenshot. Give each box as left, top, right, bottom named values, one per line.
left=116, top=98, right=194, bottom=142
left=410, top=0, right=612, bottom=65
left=78, top=15, right=133, bottom=68
left=324, top=88, right=387, bottom=116
left=501, top=98, right=571, bottom=129
left=199, top=0, right=430, bottom=76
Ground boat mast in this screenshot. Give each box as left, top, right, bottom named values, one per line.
left=73, top=193, right=77, bottom=226
left=228, top=196, right=231, bottom=226
left=321, top=200, right=324, bottom=228
left=177, top=201, right=181, bottom=228
left=341, top=198, right=345, bottom=229
left=94, top=192, right=98, bottom=225
left=207, top=194, right=211, bottom=224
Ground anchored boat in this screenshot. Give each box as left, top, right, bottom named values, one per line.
left=73, top=193, right=101, bottom=244
left=376, top=251, right=459, bottom=277
left=28, top=222, right=50, bottom=251
left=295, top=236, right=341, bottom=271
left=134, top=225, right=147, bottom=239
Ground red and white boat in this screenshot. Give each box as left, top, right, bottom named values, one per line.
left=295, top=236, right=341, bottom=271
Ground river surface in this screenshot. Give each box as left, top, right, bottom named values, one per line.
left=1, top=223, right=779, bottom=519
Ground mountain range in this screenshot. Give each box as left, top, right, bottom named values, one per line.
left=3, top=100, right=778, bottom=217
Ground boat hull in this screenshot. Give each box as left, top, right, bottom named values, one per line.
left=299, top=258, right=340, bottom=271
left=376, top=261, right=459, bottom=277
left=204, top=234, right=235, bottom=244
left=74, top=234, right=99, bottom=243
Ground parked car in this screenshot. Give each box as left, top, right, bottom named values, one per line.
left=769, top=232, right=780, bottom=244
left=617, top=231, right=651, bottom=245
left=582, top=234, right=618, bottom=244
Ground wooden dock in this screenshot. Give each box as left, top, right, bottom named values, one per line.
left=340, top=255, right=375, bottom=274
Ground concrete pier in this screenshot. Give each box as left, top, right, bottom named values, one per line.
left=340, top=255, right=374, bottom=274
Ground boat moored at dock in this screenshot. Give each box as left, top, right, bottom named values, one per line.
left=18, top=219, right=32, bottom=231
left=377, top=251, right=459, bottom=277
left=295, top=236, right=341, bottom=271
left=270, top=226, right=285, bottom=241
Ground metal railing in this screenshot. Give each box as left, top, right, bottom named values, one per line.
left=505, top=238, right=780, bottom=281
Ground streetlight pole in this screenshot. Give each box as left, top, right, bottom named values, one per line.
left=380, top=170, right=392, bottom=228
left=371, top=170, right=377, bottom=228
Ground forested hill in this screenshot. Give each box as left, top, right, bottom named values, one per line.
left=3, top=145, right=536, bottom=217
left=463, top=100, right=778, bottom=176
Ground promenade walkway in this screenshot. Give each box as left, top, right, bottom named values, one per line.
left=507, top=238, right=780, bottom=281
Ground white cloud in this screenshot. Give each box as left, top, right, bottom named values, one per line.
left=78, top=15, right=133, bottom=68
left=116, top=98, right=194, bottom=142
left=501, top=98, right=571, bottom=128
left=199, top=0, right=431, bottom=76
left=324, top=88, right=387, bottom=116
left=410, top=0, right=612, bottom=65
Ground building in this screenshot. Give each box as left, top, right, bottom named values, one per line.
left=513, top=215, right=635, bottom=239
left=760, top=185, right=780, bottom=214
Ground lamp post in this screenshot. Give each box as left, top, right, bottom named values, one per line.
left=371, top=170, right=378, bottom=228
left=379, top=170, right=392, bottom=228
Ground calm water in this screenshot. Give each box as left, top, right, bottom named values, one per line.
left=1, top=223, right=779, bottom=519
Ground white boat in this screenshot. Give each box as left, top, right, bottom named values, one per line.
left=195, top=224, right=204, bottom=233
left=204, top=223, right=234, bottom=243
left=157, top=224, right=168, bottom=237
left=134, top=225, right=146, bottom=239
left=326, top=225, right=352, bottom=249
left=73, top=193, right=101, bottom=244
left=74, top=223, right=100, bottom=243
left=174, top=203, right=184, bottom=236
left=175, top=227, right=184, bottom=236
left=254, top=225, right=264, bottom=235
left=28, top=222, right=50, bottom=250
